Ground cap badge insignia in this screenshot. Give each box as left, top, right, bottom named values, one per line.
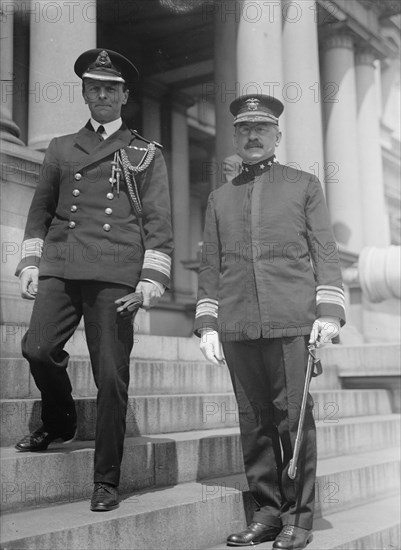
left=96, top=51, right=112, bottom=68
left=246, top=98, right=259, bottom=111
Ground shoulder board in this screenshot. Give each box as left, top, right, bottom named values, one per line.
left=129, top=129, right=163, bottom=149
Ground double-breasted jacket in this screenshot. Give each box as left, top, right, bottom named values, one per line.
left=16, top=122, right=173, bottom=288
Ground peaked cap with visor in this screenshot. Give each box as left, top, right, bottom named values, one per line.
left=230, top=94, right=284, bottom=126
left=74, top=48, right=139, bottom=86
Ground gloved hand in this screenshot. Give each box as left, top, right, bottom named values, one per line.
left=309, top=316, right=340, bottom=347
left=135, top=280, right=164, bottom=309
left=20, top=267, right=39, bottom=300
left=115, top=291, right=143, bottom=319
left=200, top=328, right=226, bottom=366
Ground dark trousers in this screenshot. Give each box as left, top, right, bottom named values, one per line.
left=222, top=336, right=316, bottom=530
left=22, top=276, right=134, bottom=486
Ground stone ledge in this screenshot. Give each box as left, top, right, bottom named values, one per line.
left=207, top=493, right=400, bottom=550
left=1, top=452, right=399, bottom=550
left=0, top=355, right=341, bottom=400
left=320, top=342, right=401, bottom=370
left=0, top=389, right=394, bottom=446
left=1, top=416, right=399, bottom=513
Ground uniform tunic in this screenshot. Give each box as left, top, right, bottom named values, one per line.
left=16, top=122, right=173, bottom=287
left=194, top=162, right=345, bottom=339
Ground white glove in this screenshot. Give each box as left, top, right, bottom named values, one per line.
left=309, top=316, right=340, bottom=347
left=200, top=328, right=226, bottom=366
left=20, top=267, right=39, bottom=300
left=135, top=280, right=164, bottom=309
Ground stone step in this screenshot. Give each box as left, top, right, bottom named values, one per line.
left=0, top=388, right=393, bottom=446
left=1, top=449, right=399, bottom=550
left=3, top=340, right=398, bottom=400
left=206, top=494, right=400, bottom=550
left=200, top=447, right=401, bottom=521
left=0, top=358, right=233, bottom=399
left=2, top=332, right=399, bottom=368
left=330, top=343, right=400, bottom=372
left=0, top=354, right=341, bottom=400
left=336, top=343, right=401, bottom=414
left=3, top=340, right=399, bottom=398
left=0, top=332, right=205, bottom=360
left=1, top=415, right=399, bottom=512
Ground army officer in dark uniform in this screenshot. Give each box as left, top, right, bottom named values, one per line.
left=194, top=95, right=345, bottom=548
left=14, top=49, right=173, bottom=512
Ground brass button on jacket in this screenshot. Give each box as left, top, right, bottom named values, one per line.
left=14, top=125, right=174, bottom=290
left=105, top=208, right=112, bottom=215
left=74, top=173, right=82, bottom=181
left=103, top=224, right=111, bottom=232
left=68, top=221, right=76, bottom=229
left=70, top=205, right=78, bottom=212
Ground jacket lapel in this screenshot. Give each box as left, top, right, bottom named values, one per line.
left=73, top=125, right=99, bottom=156
left=74, top=123, right=134, bottom=171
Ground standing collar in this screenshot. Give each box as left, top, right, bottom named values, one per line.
left=90, top=117, right=123, bottom=139
left=232, top=155, right=278, bottom=185
left=242, top=155, right=278, bottom=175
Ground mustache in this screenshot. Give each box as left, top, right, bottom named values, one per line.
left=245, top=140, right=263, bottom=149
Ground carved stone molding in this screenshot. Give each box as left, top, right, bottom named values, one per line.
left=355, top=47, right=376, bottom=67
left=321, top=31, right=355, bottom=51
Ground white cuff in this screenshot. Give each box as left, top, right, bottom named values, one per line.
left=142, top=278, right=165, bottom=293
left=19, top=266, right=39, bottom=278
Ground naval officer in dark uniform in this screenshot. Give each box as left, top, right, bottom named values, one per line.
left=194, top=95, right=345, bottom=548
left=15, top=49, right=173, bottom=512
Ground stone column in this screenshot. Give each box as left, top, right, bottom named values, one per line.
left=355, top=48, right=391, bottom=247
left=381, top=56, right=399, bottom=118
left=170, top=95, right=194, bottom=301
left=282, top=0, right=325, bottom=180
left=213, top=0, right=237, bottom=186
left=28, top=0, right=97, bottom=150
left=0, top=0, right=23, bottom=144
left=321, top=33, right=363, bottom=252
left=236, top=0, right=287, bottom=163
left=381, top=56, right=401, bottom=141
left=12, top=0, right=30, bottom=144
left=142, top=79, right=167, bottom=143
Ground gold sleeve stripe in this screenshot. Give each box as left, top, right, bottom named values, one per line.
left=22, top=238, right=43, bottom=259
left=316, top=285, right=345, bottom=308
left=143, top=250, right=171, bottom=278
left=195, top=298, right=219, bottom=319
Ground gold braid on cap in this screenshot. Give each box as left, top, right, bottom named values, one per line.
left=111, top=144, right=157, bottom=217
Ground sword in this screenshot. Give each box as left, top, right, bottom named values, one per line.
left=288, top=343, right=322, bottom=480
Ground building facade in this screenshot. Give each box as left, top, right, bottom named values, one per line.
left=1, top=0, right=400, bottom=347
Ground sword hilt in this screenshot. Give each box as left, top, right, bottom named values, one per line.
left=288, top=459, right=297, bottom=480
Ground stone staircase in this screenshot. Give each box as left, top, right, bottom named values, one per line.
left=0, top=337, right=400, bottom=550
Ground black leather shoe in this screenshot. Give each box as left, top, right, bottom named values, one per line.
left=15, top=425, right=76, bottom=452
left=227, top=522, right=281, bottom=546
left=90, top=483, right=119, bottom=512
left=273, top=525, right=313, bottom=549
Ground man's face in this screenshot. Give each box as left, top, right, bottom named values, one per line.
left=82, top=79, right=129, bottom=123
left=233, top=122, right=281, bottom=164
